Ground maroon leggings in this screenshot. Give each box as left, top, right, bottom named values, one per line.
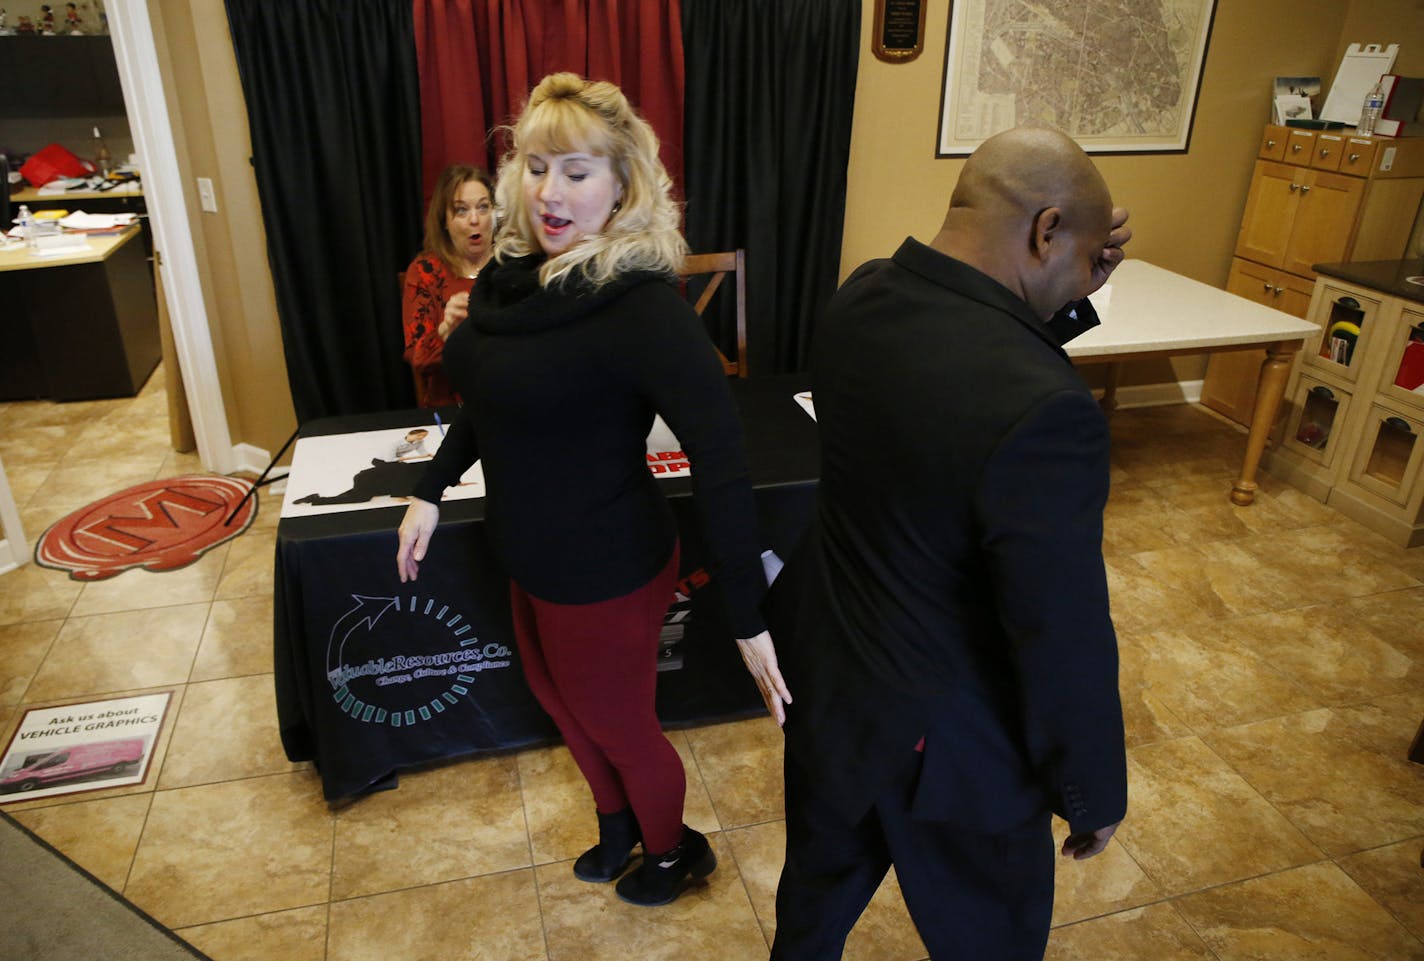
left=509, top=545, right=685, bottom=853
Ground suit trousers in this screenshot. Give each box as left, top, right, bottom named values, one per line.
left=770, top=747, right=1054, bottom=961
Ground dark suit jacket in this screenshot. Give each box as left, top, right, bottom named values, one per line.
left=766, top=238, right=1127, bottom=836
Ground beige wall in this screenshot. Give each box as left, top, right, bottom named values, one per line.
left=841, top=0, right=1356, bottom=387
left=1334, top=1, right=1424, bottom=77
left=0, top=116, right=134, bottom=166
left=148, top=0, right=294, bottom=461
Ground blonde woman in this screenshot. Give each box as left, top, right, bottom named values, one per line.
left=395, top=73, right=789, bottom=907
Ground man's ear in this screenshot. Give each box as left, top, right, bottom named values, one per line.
left=1029, top=206, right=1063, bottom=262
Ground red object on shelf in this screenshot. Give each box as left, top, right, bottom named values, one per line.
left=1396, top=341, right=1424, bottom=391
left=17, top=143, right=94, bottom=187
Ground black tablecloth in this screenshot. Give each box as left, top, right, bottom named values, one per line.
left=274, top=375, right=819, bottom=799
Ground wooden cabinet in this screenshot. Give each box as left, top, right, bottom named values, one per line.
left=1225, top=258, right=1316, bottom=315
left=0, top=37, right=125, bottom=118
left=1264, top=276, right=1424, bottom=547
left=1200, top=260, right=1314, bottom=419
left=1204, top=125, right=1424, bottom=426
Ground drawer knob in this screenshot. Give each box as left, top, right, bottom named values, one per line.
left=1348, top=153, right=1360, bottom=161
left=1300, top=184, right=1312, bottom=193
left=1273, top=286, right=1284, bottom=295
left=1262, top=281, right=1272, bottom=292
left=1319, top=147, right=1330, bottom=157
left=1292, top=143, right=1302, bottom=152
left=1266, top=139, right=1277, bottom=148
left=1290, top=183, right=1300, bottom=191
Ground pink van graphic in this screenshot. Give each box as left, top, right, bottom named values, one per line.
left=0, top=737, right=146, bottom=793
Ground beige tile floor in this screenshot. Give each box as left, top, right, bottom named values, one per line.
left=1, top=371, right=1423, bottom=960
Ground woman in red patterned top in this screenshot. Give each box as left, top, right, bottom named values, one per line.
left=403, top=164, right=496, bottom=407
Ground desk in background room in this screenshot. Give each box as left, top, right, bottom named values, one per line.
left=0, top=224, right=160, bottom=401
left=12, top=183, right=152, bottom=258
left=274, top=375, right=819, bottom=801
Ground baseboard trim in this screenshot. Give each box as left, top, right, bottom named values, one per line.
left=1093, top=378, right=1204, bottom=409
left=0, top=538, right=22, bottom=576
left=231, top=443, right=273, bottom=477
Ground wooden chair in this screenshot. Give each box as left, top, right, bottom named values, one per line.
left=679, top=249, right=747, bottom=378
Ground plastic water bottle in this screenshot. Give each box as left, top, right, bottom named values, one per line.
left=1358, top=78, right=1385, bottom=136
left=16, top=204, right=35, bottom=249
left=92, top=125, right=112, bottom=177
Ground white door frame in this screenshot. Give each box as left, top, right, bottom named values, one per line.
left=107, top=0, right=235, bottom=474
left=0, top=454, right=27, bottom=573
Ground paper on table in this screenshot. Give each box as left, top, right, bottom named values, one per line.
left=36, top=178, right=89, bottom=195
left=793, top=391, right=816, bottom=421
left=58, top=211, right=138, bottom=230
left=30, top=237, right=92, bottom=256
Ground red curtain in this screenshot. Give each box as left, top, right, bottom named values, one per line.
left=413, top=0, right=684, bottom=205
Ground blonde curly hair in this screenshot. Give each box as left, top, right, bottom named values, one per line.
left=493, top=72, right=687, bottom=288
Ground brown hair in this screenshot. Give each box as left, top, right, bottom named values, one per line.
left=424, top=164, right=495, bottom=274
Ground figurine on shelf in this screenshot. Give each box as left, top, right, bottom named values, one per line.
left=39, top=4, right=55, bottom=34
left=0, top=9, right=10, bottom=35
left=16, top=13, right=34, bottom=33
left=65, top=2, right=81, bottom=33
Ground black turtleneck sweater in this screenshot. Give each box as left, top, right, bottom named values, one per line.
left=413, top=255, right=767, bottom=638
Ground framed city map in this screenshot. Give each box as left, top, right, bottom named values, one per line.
left=937, top=0, right=1218, bottom=155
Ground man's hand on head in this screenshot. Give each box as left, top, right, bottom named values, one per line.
left=1087, top=206, right=1131, bottom=295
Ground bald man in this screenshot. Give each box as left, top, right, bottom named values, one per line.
left=764, top=128, right=1131, bottom=960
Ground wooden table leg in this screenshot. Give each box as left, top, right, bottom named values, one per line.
left=1232, top=341, right=1299, bottom=506
left=1099, top=362, right=1123, bottom=416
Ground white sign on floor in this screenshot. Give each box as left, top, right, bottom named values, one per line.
left=0, top=692, right=171, bottom=803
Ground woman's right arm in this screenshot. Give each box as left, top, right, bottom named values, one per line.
left=395, top=411, right=480, bottom=581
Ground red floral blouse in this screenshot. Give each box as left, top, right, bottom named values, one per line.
left=402, top=253, right=475, bottom=408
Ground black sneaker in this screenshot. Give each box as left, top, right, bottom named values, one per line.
left=614, top=826, right=716, bottom=906
left=572, top=807, right=641, bottom=883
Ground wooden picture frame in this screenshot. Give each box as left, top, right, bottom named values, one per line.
left=936, top=0, right=1218, bottom=155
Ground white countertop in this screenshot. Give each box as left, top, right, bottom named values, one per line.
left=1068, top=260, right=1320, bottom=359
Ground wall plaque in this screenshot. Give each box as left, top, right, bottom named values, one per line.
left=873, top=0, right=925, bottom=64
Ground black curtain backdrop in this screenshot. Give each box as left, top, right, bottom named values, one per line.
left=681, top=0, right=859, bottom=374
left=226, top=0, right=423, bottom=421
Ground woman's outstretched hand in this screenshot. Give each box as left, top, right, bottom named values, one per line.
left=396, top=499, right=440, bottom=582
left=735, top=631, right=792, bottom=726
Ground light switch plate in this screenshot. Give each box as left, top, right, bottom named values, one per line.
left=197, top=177, right=218, bottom=213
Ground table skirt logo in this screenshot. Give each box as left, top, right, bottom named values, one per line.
left=325, top=593, right=512, bottom=727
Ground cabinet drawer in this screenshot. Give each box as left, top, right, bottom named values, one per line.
left=1311, top=134, right=1346, bottom=171
left=1302, top=282, right=1384, bottom=384
left=1282, top=376, right=1354, bottom=468
left=1379, top=305, right=1424, bottom=413
left=1346, top=404, right=1424, bottom=507
left=1339, top=138, right=1377, bottom=175
left=1285, top=129, right=1315, bottom=166
left=1259, top=126, right=1287, bottom=161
